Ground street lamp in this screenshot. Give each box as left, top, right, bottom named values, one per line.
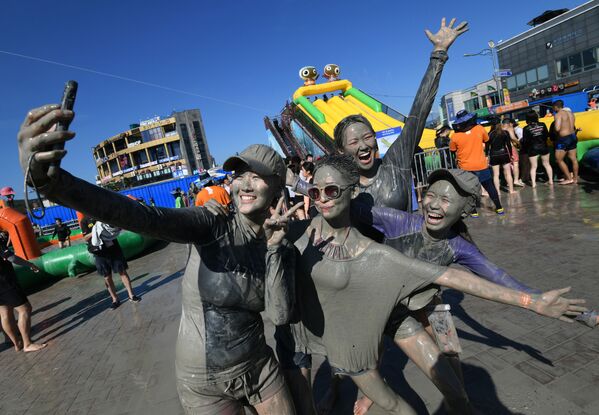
left=464, top=40, right=503, bottom=106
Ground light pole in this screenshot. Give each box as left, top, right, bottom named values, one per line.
left=464, top=40, right=504, bottom=106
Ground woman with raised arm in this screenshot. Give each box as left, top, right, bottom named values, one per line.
left=284, top=155, right=585, bottom=415
left=287, top=17, right=475, bottom=413
left=17, top=105, right=299, bottom=415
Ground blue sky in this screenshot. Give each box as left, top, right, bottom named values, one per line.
left=0, top=0, right=584, bottom=195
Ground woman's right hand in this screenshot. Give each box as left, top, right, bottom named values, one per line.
left=17, top=104, right=76, bottom=186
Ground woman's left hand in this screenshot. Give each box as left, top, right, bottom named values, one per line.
left=425, top=17, right=469, bottom=52
left=264, top=198, right=303, bottom=248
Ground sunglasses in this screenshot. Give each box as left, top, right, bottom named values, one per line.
left=307, top=184, right=354, bottom=201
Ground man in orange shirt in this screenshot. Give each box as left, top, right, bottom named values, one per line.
left=194, top=180, right=231, bottom=207
left=449, top=110, right=504, bottom=215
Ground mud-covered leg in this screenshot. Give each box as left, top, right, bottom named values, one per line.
left=351, top=370, right=416, bottom=415
left=254, top=384, right=296, bottom=415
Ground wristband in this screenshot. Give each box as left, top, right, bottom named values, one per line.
left=519, top=293, right=532, bottom=308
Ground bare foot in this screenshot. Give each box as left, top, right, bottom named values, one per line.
left=354, top=396, right=374, bottom=415
left=23, top=343, right=47, bottom=352
left=14, top=340, right=23, bottom=352
left=559, top=179, right=574, bottom=185
left=548, top=181, right=554, bottom=185
left=531, top=184, right=536, bottom=188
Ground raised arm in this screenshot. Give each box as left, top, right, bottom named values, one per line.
left=384, top=18, right=468, bottom=168
left=452, top=237, right=540, bottom=293
left=17, top=105, right=215, bottom=244
left=435, top=268, right=587, bottom=322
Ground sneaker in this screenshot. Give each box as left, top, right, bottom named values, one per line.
left=470, top=212, right=479, bottom=218
left=111, top=300, right=121, bottom=310
left=129, top=295, right=141, bottom=303
left=495, top=208, right=505, bottom=215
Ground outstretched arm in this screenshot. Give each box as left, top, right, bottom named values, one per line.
left=453, top=238, right=541, bottom=294
left=1, top=250, right=40, bottom=272
left=384, top=18, right=468, bottom=168
left=435, top=268, right=587, bottom=322
left=17, top=105, right=215, bottom=244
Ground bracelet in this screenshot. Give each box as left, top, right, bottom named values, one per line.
left=519, top=293, right=532, bottom=308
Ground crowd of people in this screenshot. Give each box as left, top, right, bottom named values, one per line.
left=1, top=15, right=597, bottom=415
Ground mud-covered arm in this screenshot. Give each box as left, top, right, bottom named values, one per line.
left=383, top=50, right=449, bottom=169
left=1, top=249, right=38, bottom=270
left=351, top=202, right=416, bottom=238
left=436, top=268, right=587, bottom=322
left=264, top=240, right=296, bottom=325
left=38, top=169, right=216, bottom=244
left=452, top=237, right=541, bottom=294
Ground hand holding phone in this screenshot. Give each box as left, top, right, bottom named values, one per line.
left=48, top=80, right=77, bottom=177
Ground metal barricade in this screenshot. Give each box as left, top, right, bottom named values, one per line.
left=412, top=147, right=457, bottom=190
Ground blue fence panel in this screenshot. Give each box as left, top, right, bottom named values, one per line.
left=27, top=175, right=201, bottom=225
left=28, top=205, right=78, bottom=227
left=118, top=175, right=200, bottom=208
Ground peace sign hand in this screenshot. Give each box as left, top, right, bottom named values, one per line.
left=425, top=17, right=469, bottom=53
left=264, top=198, right=303, bottom=248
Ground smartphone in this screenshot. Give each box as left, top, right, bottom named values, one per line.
left=48, top=80, right=78, bottom=177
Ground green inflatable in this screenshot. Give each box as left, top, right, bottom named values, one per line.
left=14, top=231, right=158, bottom=290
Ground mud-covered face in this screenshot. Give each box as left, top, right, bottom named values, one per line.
left=231, top=168, right=279, bottom=217
left=312, top=165, right=355, bottom=222
left=422, top=180, right=467, bottom=232
left=340, top=123, right=377, bottom=172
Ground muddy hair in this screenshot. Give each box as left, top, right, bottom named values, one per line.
left=333, top=114, right=375, bottom=151
left=314, top=154, right=360, bottom=185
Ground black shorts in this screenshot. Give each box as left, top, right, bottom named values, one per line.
left=527, top=147, right=550, bottom=157
left=555, top=134, right=577, bottom=151
left=0, top=273, right=28, bottom=307
left=490, top=153, right=511, bottom=166
left=95, top=256, right=128, bottom=276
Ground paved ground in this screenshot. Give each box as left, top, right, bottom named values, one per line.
left=1, top=182, right=598, bottom=415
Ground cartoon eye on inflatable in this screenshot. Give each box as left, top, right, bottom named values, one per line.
left=302, top=69, right=310, bottom=76
left=325, top=65, right=332, bottom=72
left=335, top=67, right=340, bottom=75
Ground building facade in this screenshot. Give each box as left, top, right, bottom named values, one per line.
left=498, top=1, right=599, bottom=103
left=440, top=79, right=501, bottom=125
left=93, top=109, right=213, bottom=190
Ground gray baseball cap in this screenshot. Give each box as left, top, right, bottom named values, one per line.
left=223, top=144, right=286, bottom=186
left=427, top=169, right=481, bottom=212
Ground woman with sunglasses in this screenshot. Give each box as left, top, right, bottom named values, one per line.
left=287, top=18, right=476, bottom=414
left=282, top=155, right=585, bottom=415
left=16, top=105, right=300, bottom=415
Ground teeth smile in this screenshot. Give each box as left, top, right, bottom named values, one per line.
left=240, top=195, right=256, bottom=200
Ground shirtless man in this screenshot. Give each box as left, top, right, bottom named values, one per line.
left=552, top=100, right=578, bottom=184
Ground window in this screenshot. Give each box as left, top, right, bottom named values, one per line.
left=506, top=76, right=516, bottom=91
left=179, top=124, right=189, bottom=140
left=464, top=97, right=480, bottom=113
left=556, top=57, right=569, bottom=78
left=114, top=138, right=127, bottom=152
left=516, top=73, right=526, bottom=89
left=167, top=141, right=182, bottom=158
left=556, top=46, right=599, bottom=78
left=132, top=150, right=148, bottom=165
left=109, top=159, right=120, bottom=174
left=568, top=53, right=582, bottom=74
left=526, top=68, right=537, bottom=84
left=148, top=145, right=166, bottom=162
left=105, top=145, right=114, bottom=156
left=537, top=65, right=549, bottom=81
left=141, top=127, right=164, bottom=142
left=582, top=47, right=598, bottom=70
left=482, top=92, right=500, bottom=107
